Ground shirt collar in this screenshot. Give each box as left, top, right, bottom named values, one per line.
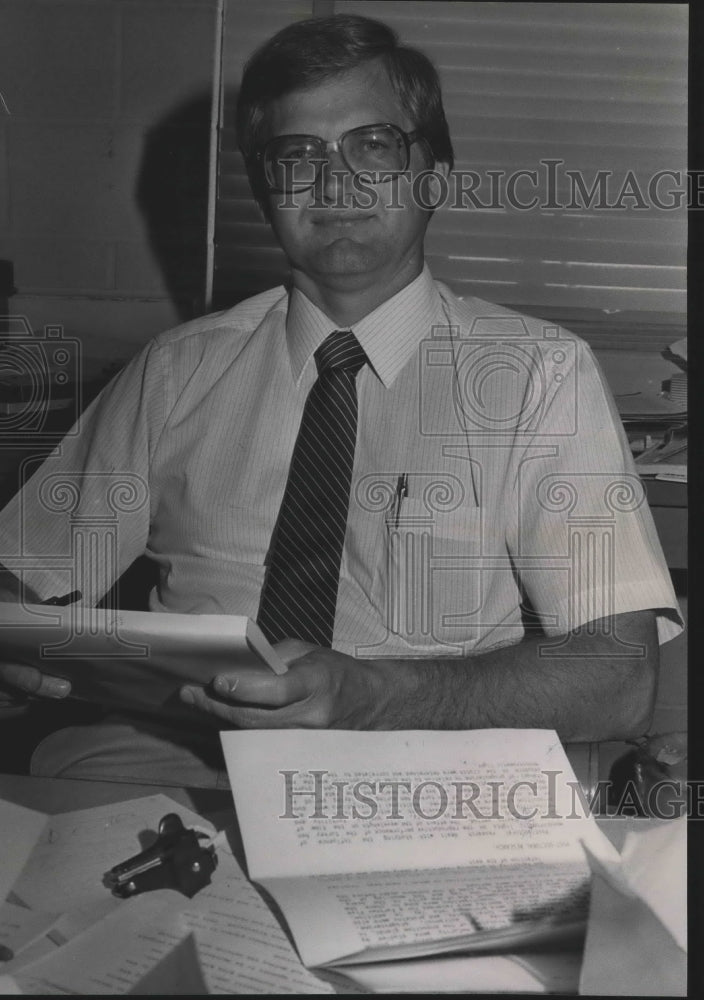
left=286, top=264, right=442, bottom=388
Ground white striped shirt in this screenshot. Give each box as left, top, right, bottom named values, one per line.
left=0, top=266, right=682, bottom=655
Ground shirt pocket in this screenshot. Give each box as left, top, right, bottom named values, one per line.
left=370, top=497, right=486, bottom=651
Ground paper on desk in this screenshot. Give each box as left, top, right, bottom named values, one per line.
left=0, top=902, right=62, bottom=963
left=636, top=464, right=687, bottom=482
left=0, top=802, right=46, bottom=905
left=578, top=817, right=686, bottom=996
left=11, top=844, right=334, bottom=995
left=0, top=933, right=60, bottom=979
left=11, top=794, right=214, bottom=914
left=127, top=932, right=209, bottom=994
left=336, top=948, right=583, bottom=994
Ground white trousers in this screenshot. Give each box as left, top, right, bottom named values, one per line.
left=30, top=715, right=231, bottom=789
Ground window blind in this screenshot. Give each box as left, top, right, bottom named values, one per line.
left=213, top=1, right=687, bottom=350
left=212, top=1, right=314, bottom=309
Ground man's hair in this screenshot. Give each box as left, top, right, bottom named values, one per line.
left=236, top=14, right=454, bottom=203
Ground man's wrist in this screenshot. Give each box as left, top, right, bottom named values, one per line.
left=361, top=656, right=444, bottom=730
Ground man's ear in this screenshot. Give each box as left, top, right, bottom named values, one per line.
left=421, top=160, right=451, bottom=211
left=434, top=160, right=451, bottom=181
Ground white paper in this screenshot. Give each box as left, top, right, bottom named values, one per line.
left=579, top=817, right=687, bottom=996
left=11, top=794, right=214, bottom=914
left=11, top=845, right=334, bottom=995
left=127, top=932, right=209, bottom=994
left=221, top=729, right=615, bottom=881
left=221, top=729, right=617, bottom=968
left=0, top=935, right=60, bottom=978
left=0, top=603, right=286, bottom=718
left=612, top=816, right=686, bottom=950
left=0, top=902, right=62, bottom=962
left=0, top=802, right=47, bottom=906
left=266, top=862, right=589, bottom=968
left=337, top=949, right=582, bottom=994
left=10, top=892, right=183, bottom=994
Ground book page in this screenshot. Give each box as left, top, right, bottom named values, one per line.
left=0, top=603, right=286, bottom=718
left=221, top=729, right=614, bottom=881
left=12, top=845, right=334, bottom=995
left=262, top=861, right=589, bottom=968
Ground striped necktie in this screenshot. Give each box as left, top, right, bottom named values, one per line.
left=257, top=330, right=367, bottom=646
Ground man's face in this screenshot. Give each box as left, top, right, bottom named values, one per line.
left=261, top=60, right=443, bottom=298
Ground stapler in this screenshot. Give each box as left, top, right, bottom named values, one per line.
left=105, top=813, right=218, bottom=899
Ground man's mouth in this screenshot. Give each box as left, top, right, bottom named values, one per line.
left=310, top=212, right=374, bottom=226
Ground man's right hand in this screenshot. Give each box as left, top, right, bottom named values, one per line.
left=0, top=570, right=73, bottom=709
left=0, top=662, right=71, bottom=707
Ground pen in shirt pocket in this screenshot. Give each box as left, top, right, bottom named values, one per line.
left=41, top=590, right=83, bottom=606
left=393, top=474, right=408, bottom=528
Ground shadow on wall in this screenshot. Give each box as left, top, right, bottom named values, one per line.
left=135, top=92, right=212, bottom=323
left=136, top=86, right=291, bottom=320
left=211, top=85, right=291, bottom=312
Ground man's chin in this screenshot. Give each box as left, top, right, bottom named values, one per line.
left=310, top=239, right=382, bottom=275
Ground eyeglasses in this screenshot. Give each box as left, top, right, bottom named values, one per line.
left=257, top=122, right=421, bottom=193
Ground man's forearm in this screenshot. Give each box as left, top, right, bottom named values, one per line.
left=368, top=610, right=658, bottom=742
left=182, top=610, right=660, bottom=740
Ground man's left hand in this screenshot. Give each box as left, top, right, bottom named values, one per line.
left=180, top=640, right=392, bottom=729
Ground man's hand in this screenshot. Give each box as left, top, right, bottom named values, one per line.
left=180, top=639, right=397, bottom=729
left=179, top=610, right=659, bottom=742
left=0, top=572, right=72, bottom=709
left=0, top=662, right=71, bottom=706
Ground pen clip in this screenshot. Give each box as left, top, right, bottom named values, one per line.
left=41, top=590, right=82, bottom=607
left=393, top=474, right=408, bottom=529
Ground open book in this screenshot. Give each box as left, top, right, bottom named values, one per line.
left=0, top=602, right=286, bottom=719
left=221, top=728, right=618, bottom=975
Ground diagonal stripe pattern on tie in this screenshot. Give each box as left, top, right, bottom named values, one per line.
left=256, top=330, right=368, bottom=646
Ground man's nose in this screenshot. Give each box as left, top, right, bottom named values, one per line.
left=317, top=145, right=353, bottom=203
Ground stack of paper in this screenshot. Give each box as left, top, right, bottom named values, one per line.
left=579, top=817, right=686, bottom=995
left=1, top=730, right=687, bottom=995
left=0, top=795, right=333, bottom=994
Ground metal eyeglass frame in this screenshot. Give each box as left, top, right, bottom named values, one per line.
left=256, top=122, right=422, bottom=193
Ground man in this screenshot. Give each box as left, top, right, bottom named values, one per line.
left=0, top=15, right=681, bottom=785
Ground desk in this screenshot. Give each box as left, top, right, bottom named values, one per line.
left=0, top=772, right=231, bottom=822
left=0, top=773, right=677, bottom=996
left=1, top=770, right=655, bottom=848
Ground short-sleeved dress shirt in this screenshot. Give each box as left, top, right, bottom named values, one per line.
left=0, top=267, right=682, bottom=657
